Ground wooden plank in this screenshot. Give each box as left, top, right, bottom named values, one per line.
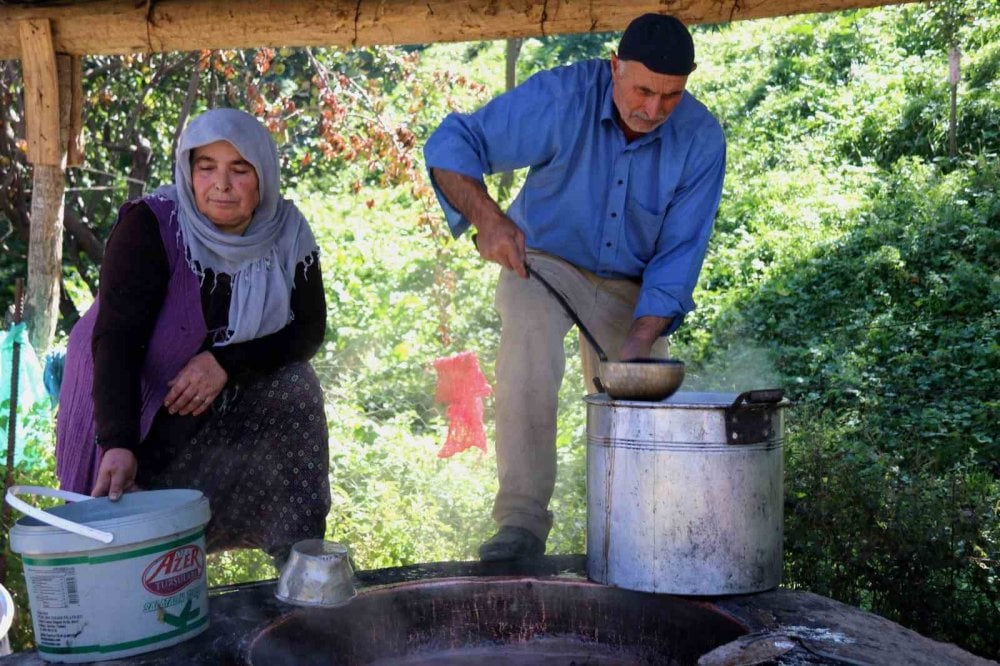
left=1, top=0, right=921, bottom=59
left=17, top=19, right=61, bottom=166
left=3, top=2, right=149, bottom=59
left=356, top=0, right=546, bottom=45
left=148, top=0, right=356, bottom=52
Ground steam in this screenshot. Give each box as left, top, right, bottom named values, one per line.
left=680, top=344, right=782, bottom=393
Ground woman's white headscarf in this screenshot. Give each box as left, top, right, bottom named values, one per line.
left=154, top=108, right=318, bottom=346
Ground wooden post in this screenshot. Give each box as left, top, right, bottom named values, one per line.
left=19, top=19, right=76, bottom=354
left=25, top=165, right=65, bottom=354
left=18, top=20, right=60, bottom=166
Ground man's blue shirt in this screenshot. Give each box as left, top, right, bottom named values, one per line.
left=423, top=59, right=726, bottom=332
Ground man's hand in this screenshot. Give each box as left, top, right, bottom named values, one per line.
left=431, top=168, right=528, bottom=278
left=474, top=215, right=528, bottom=278
left=619, top=316, right=672, bottom=361
left=92, top=448, right=138, bottom=501
left=164, top=351, right=228, bottom=416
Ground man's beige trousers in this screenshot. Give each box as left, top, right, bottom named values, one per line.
left=492, top=250, right=668, bottom=541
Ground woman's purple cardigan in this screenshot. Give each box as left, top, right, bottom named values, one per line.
left=56, top=195, right=207, bottom=494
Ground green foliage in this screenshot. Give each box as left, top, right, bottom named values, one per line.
left=784, top=407, right=999, bottom=657
left=0, top=404, right=59, bottom=652
left=518, top=33, right=617, bottom=74
left=739, top=157, right=999, bottom=471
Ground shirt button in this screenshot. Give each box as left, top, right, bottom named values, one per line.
left=606, top=242, right=612, bottom=247
left=618, top=180, right=623, bottom=185
left=611, top=212, right=618, bottom=218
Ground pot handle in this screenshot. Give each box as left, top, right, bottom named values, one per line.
left=5, top=485, right=115, bottom=544
left=729, top=388, right=784, bottom=409
left=725, top=389, right=785, bottom=445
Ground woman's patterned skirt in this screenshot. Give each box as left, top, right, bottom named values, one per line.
left=136, top=361, right=330, bottom=561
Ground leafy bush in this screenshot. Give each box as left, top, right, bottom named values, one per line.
left=0, top=404, right=59, bottom=652
left=784, top=405, right=999, bottom=656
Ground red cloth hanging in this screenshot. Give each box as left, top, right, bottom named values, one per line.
left=433, top=351, right=492, bottom=458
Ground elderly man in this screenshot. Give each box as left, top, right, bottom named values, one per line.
left=424, top=14, right=726, bottom=560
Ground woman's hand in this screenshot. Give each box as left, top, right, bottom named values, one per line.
left=164, top=351, right=228, bottom=416
left=92, top=448, right=139, bottom=501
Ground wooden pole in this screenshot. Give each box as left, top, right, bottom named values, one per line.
left=0, top=279, right=25, bottom=587
left=19, top=19, right=70, bottom=355
left=25, top=166, right=65, bottom=355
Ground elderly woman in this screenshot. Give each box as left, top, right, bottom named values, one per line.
left=56, top=109, right=330, bottom=563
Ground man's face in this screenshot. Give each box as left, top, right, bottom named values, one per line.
left=610, top=54, right=690, bottom=135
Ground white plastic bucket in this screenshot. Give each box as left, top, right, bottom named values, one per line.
left=6, top=486, right=211, bottom=663
left=0, top=582, right=13, bottom=656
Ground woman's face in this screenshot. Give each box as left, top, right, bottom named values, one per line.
left=191, top=140, right=260, bottom=235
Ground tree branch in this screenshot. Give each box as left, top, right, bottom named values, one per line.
left=58, top=276, right=80, bottom=327
left=62, top=208, right=104, bottom=264
left=123, top=52, right=197, bottom=143
left=171, top=59, right=202, bottom=159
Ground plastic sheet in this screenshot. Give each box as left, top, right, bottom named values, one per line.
left=433, top=351, right=492, bottom=458
left=1, top=323, right=51, bottom=467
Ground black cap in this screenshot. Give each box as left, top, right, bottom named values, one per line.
left=618, top=14, right=695, bottom=75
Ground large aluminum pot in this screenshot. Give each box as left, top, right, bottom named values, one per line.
left=586, top=390, right=788, bottom=596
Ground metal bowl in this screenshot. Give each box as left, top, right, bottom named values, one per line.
left=597, top=358, right=685, bottom=401
left=275, top=540, right=356, bottom=607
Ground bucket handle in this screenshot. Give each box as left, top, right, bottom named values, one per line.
left=5, top=486, right=114, bottom=544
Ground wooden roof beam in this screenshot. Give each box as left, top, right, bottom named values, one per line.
left=0, top=0, right=921, bottom=60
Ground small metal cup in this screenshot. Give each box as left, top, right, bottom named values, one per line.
left=275, top=540, right=356, bottom=607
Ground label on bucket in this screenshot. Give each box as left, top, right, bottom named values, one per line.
left=21, top=530, right=209, bottom=662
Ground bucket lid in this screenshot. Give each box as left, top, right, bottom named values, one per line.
left=9, top=489, right=211, bottom=556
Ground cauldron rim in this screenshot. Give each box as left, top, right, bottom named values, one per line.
left=246, top=574, right=751, bottom=665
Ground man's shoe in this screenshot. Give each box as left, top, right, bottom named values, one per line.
left=478, top=526, right=545, bottom=561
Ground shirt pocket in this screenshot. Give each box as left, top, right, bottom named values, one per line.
left=625, top=197, right=665, bottom=263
